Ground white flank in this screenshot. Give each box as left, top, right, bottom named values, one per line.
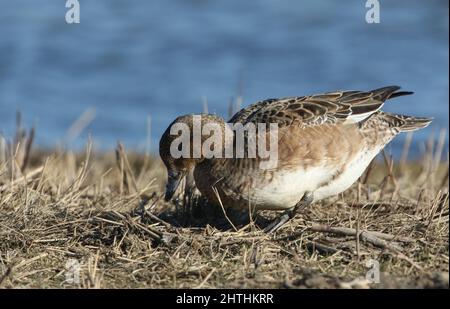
left=250, top=146, right=382, bottom=210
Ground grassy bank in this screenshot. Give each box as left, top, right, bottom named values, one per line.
left=0, top=134, right=448, bottom=288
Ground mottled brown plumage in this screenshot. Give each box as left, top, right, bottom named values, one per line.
left=160, top=86, right=432, bottom=214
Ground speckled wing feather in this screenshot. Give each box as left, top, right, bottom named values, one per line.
left=229, top=86, right=410, bottom=128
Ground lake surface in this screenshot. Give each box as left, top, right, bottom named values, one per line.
left=0, top=0, right=448, bottom=158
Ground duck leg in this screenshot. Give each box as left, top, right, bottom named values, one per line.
left=263, top=192, right=314, bottom=233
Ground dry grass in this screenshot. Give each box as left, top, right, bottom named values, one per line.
left=0, top=126, right=448, bottom=289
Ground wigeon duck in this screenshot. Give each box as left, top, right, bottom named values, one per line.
left=159, top=86, right=432, bottom=232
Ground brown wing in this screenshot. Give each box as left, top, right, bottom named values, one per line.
left=229, top=86, right=412, bottom=128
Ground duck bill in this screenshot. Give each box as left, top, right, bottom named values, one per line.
left=164, top=170, right=185, bottom=201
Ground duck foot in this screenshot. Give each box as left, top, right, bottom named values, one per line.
left=263, top=192, right=314, bottom=234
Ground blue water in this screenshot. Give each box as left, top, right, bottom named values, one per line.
left=0, top=0, right=448, bottom=157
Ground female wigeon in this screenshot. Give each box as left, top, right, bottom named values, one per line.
left=159, top=86, right=432, bottom=232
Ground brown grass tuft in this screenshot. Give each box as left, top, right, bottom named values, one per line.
left=0, top=131, right=448, bottom=288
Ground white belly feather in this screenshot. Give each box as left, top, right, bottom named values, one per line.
left=251, top=147, right=381, bottom=210
left=313, top=147, right=380, bottom=200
